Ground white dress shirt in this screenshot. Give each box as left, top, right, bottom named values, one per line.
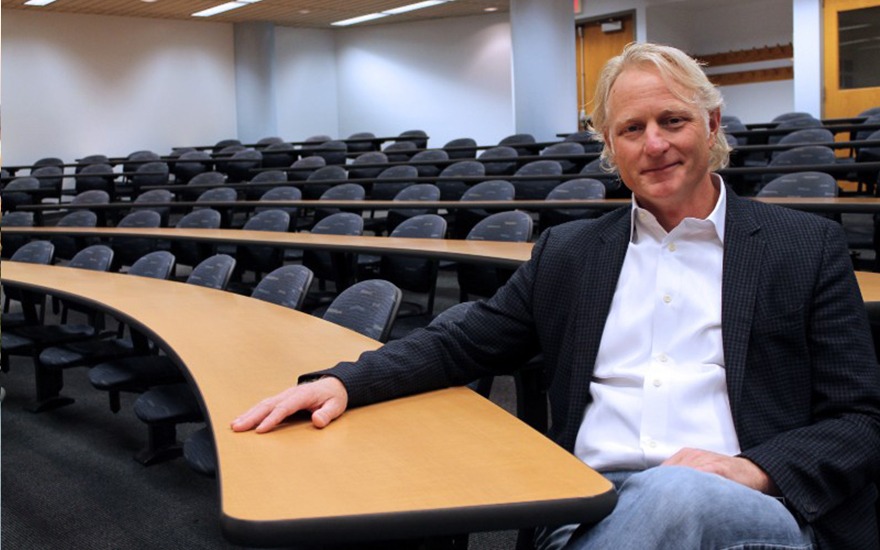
left=575, top=176, right=741, bottom=472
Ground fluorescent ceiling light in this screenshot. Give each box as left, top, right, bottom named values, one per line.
left=24, top=0, right=58, bottom=5
left=332, top=0, right=451, bottom=26
left=192, top=0, right=262, bottom=18
left=331, top=13, right=390, bottom=26
left=384, top=1, right=448, bottom=15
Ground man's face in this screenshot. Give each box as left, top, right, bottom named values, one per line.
left=603, top=67, right=719, bottom=216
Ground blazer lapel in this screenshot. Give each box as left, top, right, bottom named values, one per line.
left=721, top=193, right=765, bottom=420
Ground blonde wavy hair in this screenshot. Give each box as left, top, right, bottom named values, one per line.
left=590, top=42, right=732, bottom=171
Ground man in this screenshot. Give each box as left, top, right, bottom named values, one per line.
left=233, top=43, right=880, bottom=549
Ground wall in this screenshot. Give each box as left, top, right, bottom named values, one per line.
left=579, top=0, right=799, bottom=123
left=333, top=13, right=514, bottom=148
left=274, top=27, right=340, bottom=141
left=1, top=10, right=237, bottom=166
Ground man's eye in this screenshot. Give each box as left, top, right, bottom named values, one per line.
left=621, top=125, right=641, bottom=135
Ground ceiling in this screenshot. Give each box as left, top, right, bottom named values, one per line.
left=0, top=0, right=510, bottom=28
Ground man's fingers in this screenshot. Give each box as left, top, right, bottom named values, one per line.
left=230, top=377, right=349, bottom=433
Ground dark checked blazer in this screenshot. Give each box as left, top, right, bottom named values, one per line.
left=322, top=188, right=880, bottom=549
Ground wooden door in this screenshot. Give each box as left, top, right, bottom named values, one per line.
left=823, top=0, right=880, bottom=119
left=576, top=13, right=634, bottom=128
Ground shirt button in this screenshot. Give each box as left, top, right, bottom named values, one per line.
left=668, top=242, right=677, bottom=252
left=653, top=378, right=662, bottom=387
left=649, top=440, right=658, bottom=448
left=662, top=294, right=672, bottom=304
left=657, top=353, right=668, bottom=363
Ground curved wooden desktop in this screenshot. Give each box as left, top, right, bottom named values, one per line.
left=0, top=262, right=616, bottom=546
left=2, top=226, right=534, bottom=268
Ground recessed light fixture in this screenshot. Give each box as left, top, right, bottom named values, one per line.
left=24, top=0, right=58, bottom=6
left=484, top=6, right=498, bottom=11
left=332, top=0, right=451, bottom=26
left=193, top=0, right=262, bottom=18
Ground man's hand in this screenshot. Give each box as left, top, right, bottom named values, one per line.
left=230, top=377, right=349, bottom=433
left=662, top=447, right=780, bottom=495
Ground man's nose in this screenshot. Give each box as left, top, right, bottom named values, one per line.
left=644, top=124, right=669, bottom=155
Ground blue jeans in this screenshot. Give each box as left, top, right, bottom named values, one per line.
left=535, top=466, right=815, bottom=550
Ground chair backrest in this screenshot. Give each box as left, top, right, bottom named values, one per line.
left=305, top=165, right=348, bottom=200
left=57, top=210, right=99, bottom=227
left=763, top=145, right=837, bottom=185
left=10, top=240, right=55, bottom=264
left=498, top=133, right=536, bottom=155
left=461, top=179, right=515, bottom=202
left=134, top=189, right=175, bottom=204
left=443, top=137, right=478, bottom=160
left=75, top=163, right=116, bottom=195
left=310, top=212, right=364, bottom=236
left=133, top=161, right=170, bottom=182
left=242, top=209, right=290, bottom=232
left=249, top=169, right=289, bottom=189
left=186, top=254, right=236, bottom=290
left=71, top=189, right=111, bottom=206
left=117, top=209, right=162, bottom=228
left=213, top=138, right=242, bottom=153
left=33, top=157, right=64, bottom=170
left=393, top=183, right=441, bottom=203
left=398, top=129, right=428, bottom=149
left=75, top=154, right=110, bottom=174
left=133, top=189, right=174, bottom=225
left=372, top=165, right=419, bottom=200
left=479, top=146, right=519, bottom=176
left=546, top=178, right=606, bottom=200
left=5, top=176, right=40, bottom=191
left=856, top=114, right=880, bottom=141
left=346, top=131, right=378, bottom=153
left=757, top=171, right=839, bottom=198
left=320, top=183, right=366, bottom=201
left=312, top=140, right=348, bottom=166
left=196, top=186, right=238, bottom=203
left=128, top=251, right=176, bottom=280
left=225, top=149, right=263, bottom=182
left=68, top=244, right=115, bottom=272
left=540, top=141, right=586, bottom=173
left=288, top=155, right=327, bottom=181
left=382, top=140, right=417, bottom=162
left=410, top=149, right=449, bottom=179
left=2, top=211, right=35, bottom=228
left=127, top=149, right=161, bottom=163
left=31, top=166, right=64, bottom=191
left=322, top=279, right=402, bottom=343
left=772, top=111, right=815, bottom=123
left=261, top=143, right=297, bottom=169
left=389, top=213, right=447, bottom=239
left=768, top=116, right=823, bottom=144
left=467, top=210, right=533, bottom=242
left=176, top=208, right=222, bottom=229
left=348, top=151, right=389, bottom=180
left=189, top=170, right=227, bottom=188
left=540, top=178, right=607, bottom=230
left=513, top=160, right=564, bottom=200
left=562, top=131, right=603, bottom=152
left=250, top=265, right=314, bottom=310
left=3, top=178, right=40, bottom=211
left=438, top=160, right=486, bottom=201
left=255, top=186, right=302, bottom=221
left=172, top=150, right=213, bottom=183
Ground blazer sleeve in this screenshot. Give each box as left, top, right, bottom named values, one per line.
left=307, top=228, right=552, bottom=408
left=738, top=220, right=880, bottom=523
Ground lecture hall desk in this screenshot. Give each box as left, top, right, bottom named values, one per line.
left=0, top=262, right=616, bottom=547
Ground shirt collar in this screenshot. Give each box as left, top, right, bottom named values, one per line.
left=629, top=174, right=727, bottom=243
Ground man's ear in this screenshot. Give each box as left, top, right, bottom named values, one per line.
left=708, top=108, right=721, bottom=142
